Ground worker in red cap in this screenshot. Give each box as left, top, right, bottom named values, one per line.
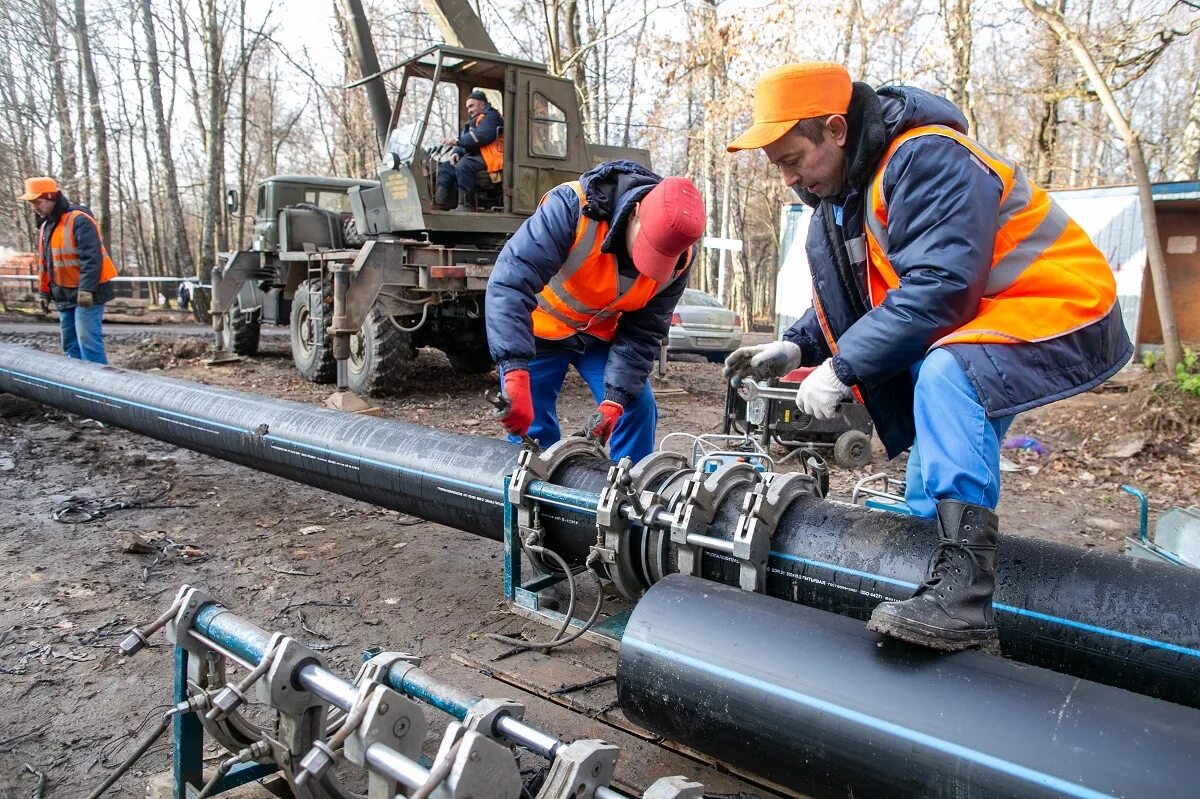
left=19, top=176, right=119, bottom=364
left=486, top=160, right=705, bottom=461
left=724, top=63, right=1130, bottom=653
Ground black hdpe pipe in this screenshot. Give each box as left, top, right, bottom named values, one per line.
left=619, top=574, right=1200, bottom=799
left=1, top=345, right=1198, bottom=708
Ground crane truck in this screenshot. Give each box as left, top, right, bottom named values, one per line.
left=208, top=0, right=649, bottom=398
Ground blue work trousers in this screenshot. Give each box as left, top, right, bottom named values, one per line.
left=505, top=345, right=657, bottom=462
left=57, top=302, right=108, bottom=365
left=436, top=154, right=486, bottom=194
left=903, top=348, right=1014, bottom=519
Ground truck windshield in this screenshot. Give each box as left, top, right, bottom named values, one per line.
left=304, top=190, right=353, bottom=213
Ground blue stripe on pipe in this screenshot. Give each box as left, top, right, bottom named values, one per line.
left=770, top=551, right=1200, bottom=659
left=623, top=637, right=1119, bottom=799
left=3, top=363, right=1197, bottom=661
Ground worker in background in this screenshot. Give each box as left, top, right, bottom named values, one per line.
left=724, top=63, right=1131, bottom=653
left=486, top=160, right=705, bottom=462
left=21, top=176, right=118, bottom=364
left=436, top=89, right=503, bottom=211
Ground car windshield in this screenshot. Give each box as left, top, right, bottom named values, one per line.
left=682, top=289, right=725, bottom=308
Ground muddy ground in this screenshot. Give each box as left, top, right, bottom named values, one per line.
left=1, top=327, right=1197, bottom=797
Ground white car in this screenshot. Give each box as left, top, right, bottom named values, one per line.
left=668, top=289, right=743, bottom=363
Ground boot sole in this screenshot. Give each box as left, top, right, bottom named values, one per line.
left=866, top=613, right=1001, bottom=656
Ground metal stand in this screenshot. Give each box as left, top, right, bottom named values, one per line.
left=502, top=474, right=631, bottom=649
left=171, top=646, right=278, bottom=799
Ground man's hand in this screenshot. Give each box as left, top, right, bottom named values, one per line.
left=39, top=295, right=50, bottom=315
left=723, top=340, right=803, bottom=383
left=496, top=369, right=534, bottom=436
left=450, top=153, right=460, bottom=166
left=795, top=360, right=851, bottom=421
left=583, top=401, right=623, bottom=444
left=77, top=290, right=94, bottom=308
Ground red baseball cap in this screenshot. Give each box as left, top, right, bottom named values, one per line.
left=631, top=177, right=705, bottom=282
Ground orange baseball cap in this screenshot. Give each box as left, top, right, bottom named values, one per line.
left=726, top=62, right=853, bottom=152
left=18, top=177, right=59, bottom=201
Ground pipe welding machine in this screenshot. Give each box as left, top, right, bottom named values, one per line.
left=96, top=585, right=704, bottom=799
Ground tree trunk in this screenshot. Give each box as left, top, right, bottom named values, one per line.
left=199, top=0, right=225, bottom=281
left=141, top=0, right=195, bottom=278
left=42, top=3, right=78, bottom=196
left=1173, top=64, right=1200, bottom=181
left=1021, top=0, right=1183, bottom=371
left=939, top=0, right=977, bottom=136
left=73, top=0, right=111, bottom=244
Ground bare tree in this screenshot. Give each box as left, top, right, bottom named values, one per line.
left=939, top=0, right=978, bottom=136
left=141, top=0, right=195, bottom=278
left=72, top=0, right=111, bottom=243
left=40, top=2, right=78, bottom=196
left=1021, top=0, right=1196, bottom=370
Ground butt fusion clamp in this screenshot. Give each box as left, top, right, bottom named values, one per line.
left=430, top=722, right=523, bottom=799
left=509, top=438, right=605, bottom=566
left=297, top=650, right=425, bottom=788
left=463, top=696, right=526, bottom=740
left=593, top=456, right=648, bottom=600
left=730, top=472, right=819, bottom=592
left=254, top=637, right=331, bottom=785
left=536, top=739, right=620, bottom=799
left=642, top=776, right=705, bottom=799
left=163, top=586, right=219, bottom=658
left=670, top=462, right=761, bottom=578
left=593, top=450, right=692, bottom=600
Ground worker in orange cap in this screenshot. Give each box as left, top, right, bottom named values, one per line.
left=19, top=177, right=118, bottom=364
left=724, top=63, right=1131, bottom=653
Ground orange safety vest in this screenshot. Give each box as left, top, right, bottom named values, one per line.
left=531, top=182, right=688, bottom=342
left=38, top=209, right=118, bottom=293
left=863, top=125, right=1116, bottom=349
left=474, top=112, right=504, bottom=174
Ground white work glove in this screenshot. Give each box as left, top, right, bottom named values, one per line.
left=795, top=360, right=851, bottom=421
left=723, top=340, right=803, bottom=383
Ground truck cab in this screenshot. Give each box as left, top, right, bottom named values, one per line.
left=351, top=44, right=649, bottom=243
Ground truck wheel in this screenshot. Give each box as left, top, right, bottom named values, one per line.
left=446, top=349, right=495, bottom=375
left=223, top=300, right=261, bottom=356
left=290, top=280, right=335, bottom=384
left=346, top=304, right=416, bottom=396
left=833, top=430, right=872, bottom=469
left=343, top=217, right=366, bottom=248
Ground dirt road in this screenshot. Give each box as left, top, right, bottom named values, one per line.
left=1, top=331, right=1196, bottom=797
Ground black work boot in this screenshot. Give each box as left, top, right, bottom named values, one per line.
left=866, top=499, right=1001, bottom=655
left=435, top=184, right=453, bottom=210
left=451, top=188, right=472, bottom=213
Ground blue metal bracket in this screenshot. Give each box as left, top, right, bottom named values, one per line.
left=172, top=645, right=279, bottom=798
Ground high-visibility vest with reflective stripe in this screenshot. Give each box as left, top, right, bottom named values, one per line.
left=473, top=112, right=504, bottom=173
left=531, top=182, right=685, bottom=342
left=863, top=124, right=1116, bottom=349
left=38, top=209, right=118, bottom=293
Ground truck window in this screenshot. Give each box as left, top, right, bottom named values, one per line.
left=531, top=92, right=567, bottom=159
left=395, top=76, right=459, bottom=149
left=303, top=190, right=352, bottom=213
left=256, top=186, right=268, bottom=220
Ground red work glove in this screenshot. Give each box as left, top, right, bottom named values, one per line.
left=497, top=369, right=534, bottom=436
left=584, top=400, right=624, bottom=444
